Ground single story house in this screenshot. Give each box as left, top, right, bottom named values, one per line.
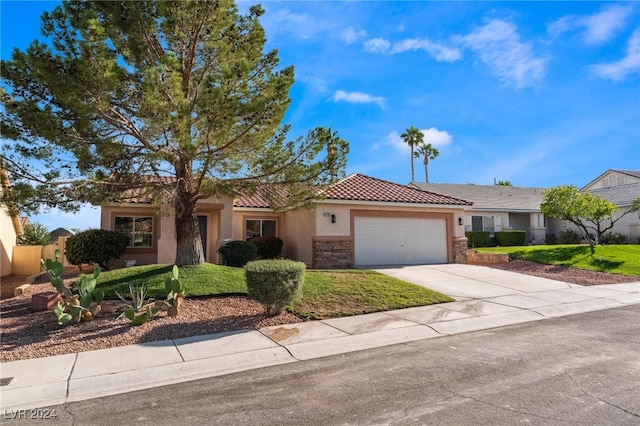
left=49, top=227, right=76, bottom=244
left=547, top=169, right=640, bottom=243
left=410, top=182, right=548, bottom=244
left=101, top=174, right=472, bottom=268
left=0, top=166, right=24, bottom=277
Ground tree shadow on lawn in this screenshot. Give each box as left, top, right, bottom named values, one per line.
left=511, top=246, right=624, bottom=273
left=98, top=265, right=174, bottom=287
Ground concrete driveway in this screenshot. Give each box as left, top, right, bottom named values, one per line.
left=372, top=263, right=577, bottom=300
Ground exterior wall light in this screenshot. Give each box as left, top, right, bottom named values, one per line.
left=331, top=214, right=336, bottom=224
left=458, top=217, right=463, bottom=226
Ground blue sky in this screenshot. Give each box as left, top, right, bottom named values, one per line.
left=2, top=1, right=639, bottom=230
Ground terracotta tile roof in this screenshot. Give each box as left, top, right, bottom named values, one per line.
left=233, top=192, right=272, bottom=208
left=323, top=174, right=471, bottom=205
left=234, top=174, right=472, bottom=208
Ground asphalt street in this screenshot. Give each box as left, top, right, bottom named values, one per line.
left=4, top=305, right=639, bottom=425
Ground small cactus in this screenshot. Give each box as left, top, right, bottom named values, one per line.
left=161, top=265, right=185, bottom=317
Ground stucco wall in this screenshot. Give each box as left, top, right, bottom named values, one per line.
left=102, top=196, right=232, bottom=266
left=0, top=205, right=18, bottom=276
left=583, top=171, right=640, bottom=191
left=317, top=202, right=468, bottom=238
left=101, top=204, right=159, bottom=267
left=312, top=202, right=467, bottom=267
left=281, top=208, right=315, bottom=266
left=546, top=208, right=640, bottom=243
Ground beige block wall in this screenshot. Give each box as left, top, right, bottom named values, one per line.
left=12, top=245, right=44, bottom=275
left=12, top=240, right=73, bottom=276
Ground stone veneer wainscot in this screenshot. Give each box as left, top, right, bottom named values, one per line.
left=312, top=238, right=353, bottom=269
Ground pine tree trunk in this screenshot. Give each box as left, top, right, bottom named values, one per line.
left=173, top=165, right=204, bottom=266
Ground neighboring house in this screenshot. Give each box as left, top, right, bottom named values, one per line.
left=0, top=166, right=24, bottom=277
left=551, top=169, right=640, bottom=243
left=101, top=174, right=472, bottom=268
left=49, top=227, right=76, bottom=243
left=411, top=183, right=548, bottom=244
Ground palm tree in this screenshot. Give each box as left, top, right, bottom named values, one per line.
left=401, top=126, right=424, bottom=182
left=414, top=142, right=439, bottom=183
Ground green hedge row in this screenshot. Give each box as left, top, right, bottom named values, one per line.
left=465, top=231, right=490, bottom=248
left=494, top=231, right=526, bottom=246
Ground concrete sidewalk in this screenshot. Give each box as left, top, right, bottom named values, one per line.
left=1, top=265, right=639, bottom=411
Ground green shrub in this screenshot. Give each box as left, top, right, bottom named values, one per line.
left=245, top=259, right=305, bottom=316
left=466, top=231, right=490, bottom=248
left=494, top=231, right=526, bottom=246
left=249, top=236, right=284, bottom=259
left=65, top=229, right=129, bottom=270
left=600, top=232, right=627, bottom=245
left=17, top=223, right=53, bottom=246
left=545, top=233, right=558, bottom=245
left=559, top=229, right=580, bottom=244
left=218, top=240, right=257, bottom=267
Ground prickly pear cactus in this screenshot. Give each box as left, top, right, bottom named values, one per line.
left=41, top=249, right=69, bottom=297
left=161, top=265, right=185, bottom=317
left=47, top=263, right=104, bottom=326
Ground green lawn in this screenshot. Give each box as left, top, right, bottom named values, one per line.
left=478, top=244, right=640, bottom=276
left=96, top=263, right=453, bottom=319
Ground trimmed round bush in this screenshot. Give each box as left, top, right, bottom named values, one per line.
left=465, top=231, right=490, bottom=248
left=599, top=232, right=627, bottom=245
left=218, top=240, right=257, bottom=267
left=545, top=233, right=558, bottom=245
left=65, top=229, right=129, bottom=270
left=495, top=231, right=526, bottom=246
left=249, top=236, right=284, bottom=259
left=559, top=229, right=580, bottom=244
left=245, top=259, right=305, bottom=316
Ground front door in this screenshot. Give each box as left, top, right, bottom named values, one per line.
left=197, top=215, right=208, bottom=261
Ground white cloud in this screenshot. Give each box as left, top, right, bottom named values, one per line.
left=363, top=37, right=392, bottom=53
left=298, top=75, right=330, bottom=94
left=391, top=38, right=462, bottom=62
left=422, top=128, right=453, bottom=147
left=385, top=130, right=406, bottom=152
left=333, top=90, right=386, bottom=109
left=459, top=19, right=547, bottom=89
left=383, top=128, right=452, bottom=153
left=590, top=28, right=640, bottom=80
left=548, top=4, right=635, bottom=44
left=364, top=36, right=461, bottom=62
left=341, top=26, right=367, bottom=45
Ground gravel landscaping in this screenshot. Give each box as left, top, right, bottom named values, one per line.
left=1, top=260, right=637, bottom=363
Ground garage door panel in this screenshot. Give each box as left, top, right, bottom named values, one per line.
left=354, top=216, right=447, bottom=266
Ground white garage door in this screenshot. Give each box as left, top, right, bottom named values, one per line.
left=354, top=216, right=447, bottom=266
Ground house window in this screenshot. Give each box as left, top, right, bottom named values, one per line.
left=471, top=216, right=495, bottom=233
left=115, top=216, right=154, bottom=247
left=245, top=219, right=276, bottom=240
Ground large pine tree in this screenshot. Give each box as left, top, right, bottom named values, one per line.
left=1, top=1, right=348, bottom=265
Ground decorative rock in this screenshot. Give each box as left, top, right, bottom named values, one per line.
left=14, top=284, right=31, bottom=297
left=31, top=292, right=63, bottom=311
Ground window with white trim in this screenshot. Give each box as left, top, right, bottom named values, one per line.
left=471, top=216, right=496, bottom=233
left=115, top=216, right=154, bottom=247
left=245, top=219, right=276, bottom=240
